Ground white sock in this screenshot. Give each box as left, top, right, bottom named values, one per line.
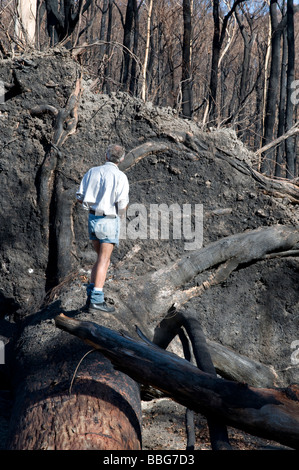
left=93, top=287, right=103, bottom=292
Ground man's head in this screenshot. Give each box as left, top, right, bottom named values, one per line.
left=106, top=144, right=126, bottom=164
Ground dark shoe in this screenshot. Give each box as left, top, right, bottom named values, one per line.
left=89, top=301, right=115, bottom=313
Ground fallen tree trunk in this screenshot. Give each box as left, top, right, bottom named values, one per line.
left=207, top=339, right=279, bottom=387
left=55, top=314, right=299, bottom=450
left=6, top=321, right=142, bottom=450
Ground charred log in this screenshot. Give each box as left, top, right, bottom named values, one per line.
left=55, top=314, right=299, bottom=450
left=6, top=320, right=142, bottom=450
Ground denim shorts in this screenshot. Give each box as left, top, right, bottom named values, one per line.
left=88, top=214, right=120, bottom=245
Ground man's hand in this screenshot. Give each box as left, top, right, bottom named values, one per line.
left=117, top=203, right=127, bottom=218
left=118, top=207, right=127, bottom=218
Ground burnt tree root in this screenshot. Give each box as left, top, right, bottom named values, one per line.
left=32, top=74, right=82, bottom=287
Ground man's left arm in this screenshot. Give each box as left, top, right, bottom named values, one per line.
left=116, top=175, right=129, bottom=217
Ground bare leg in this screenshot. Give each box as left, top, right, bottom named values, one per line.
left=91, top=240, right=114, bottom=289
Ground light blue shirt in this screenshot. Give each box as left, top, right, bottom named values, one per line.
left=76, top=162, right=129, bottom=216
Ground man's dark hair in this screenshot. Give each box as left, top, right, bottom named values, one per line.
left=106, top=144, right=125, bottom=163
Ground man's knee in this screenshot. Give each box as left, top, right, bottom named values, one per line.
left=98, top=242, right=114, bottom=261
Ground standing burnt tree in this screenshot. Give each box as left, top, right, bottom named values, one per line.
left=181, top=0, right=193, bottom=118
left=118, top=0, right=141, bottom=93
left=261, top=0, right=287, bottom=176
left=43, top=0, right=92, bottom=46
left=285, top=0, right=296, bottom=179
left=261, top=0, right=298, bottom=178
left=207, top=0, right=246, bottom=124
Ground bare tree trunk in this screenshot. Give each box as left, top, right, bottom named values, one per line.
left=208, top=0, right=245, bottom=124
left=261, top=1, right=286, bottom=175
left=208, top=0, right=244, bottom=124
left=121, top=0, right=134, bottom=91
left=275, top=25, right=287, bottom=177
left=129, top=0, right=141, bottom=96
left=254, top=45, right=264, bottom=151
left=235, top=8, right=255, bottom=137
left=208, top=0, right=221, bottom=123
left=181, top=0, right=193, bottom=118
left=102, top=0, right=113, bottom=94
left=15, top=0, right=37, bottom=46
left=146, top=3, right=156, bottom=99
left=285, top=0, right=296, bottom=178
left=141, top=0, right=153, bottom=101
left=98, top=0, right=109, bottom=61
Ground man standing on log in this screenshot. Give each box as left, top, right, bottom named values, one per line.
left=76, top=144, right=129, bottom=313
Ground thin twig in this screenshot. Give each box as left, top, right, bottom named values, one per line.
left=69, top=349, right=97, bottom=395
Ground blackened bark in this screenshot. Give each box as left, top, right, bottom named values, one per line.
left=44, top=0, right=92, bottom=46
left=285, top=0, right=296, bottom=178
left=129, top=0, right=139, bottom=96
left=261, top=1, right=286, bottom=175
left=45, top=0, right=65, bottom=45
left=275, top=26, right=287, bottom=177
left=153, top=309, right=231, bottom=450
left=102, top=0, right=113, bottom=94
left=181, top=0, right=193, bottom=119
left=121, top=0, right=134, bottom=91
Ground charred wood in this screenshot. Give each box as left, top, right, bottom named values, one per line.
left=55, top=314, right=299, bottom=450
left=154, top=308, right=231, bottom=450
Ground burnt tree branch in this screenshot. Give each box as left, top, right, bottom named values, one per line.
left=153, top=308, right=231, bottom=450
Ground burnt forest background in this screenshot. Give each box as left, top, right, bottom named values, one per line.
left=0, top=0, right=298, bottom=179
